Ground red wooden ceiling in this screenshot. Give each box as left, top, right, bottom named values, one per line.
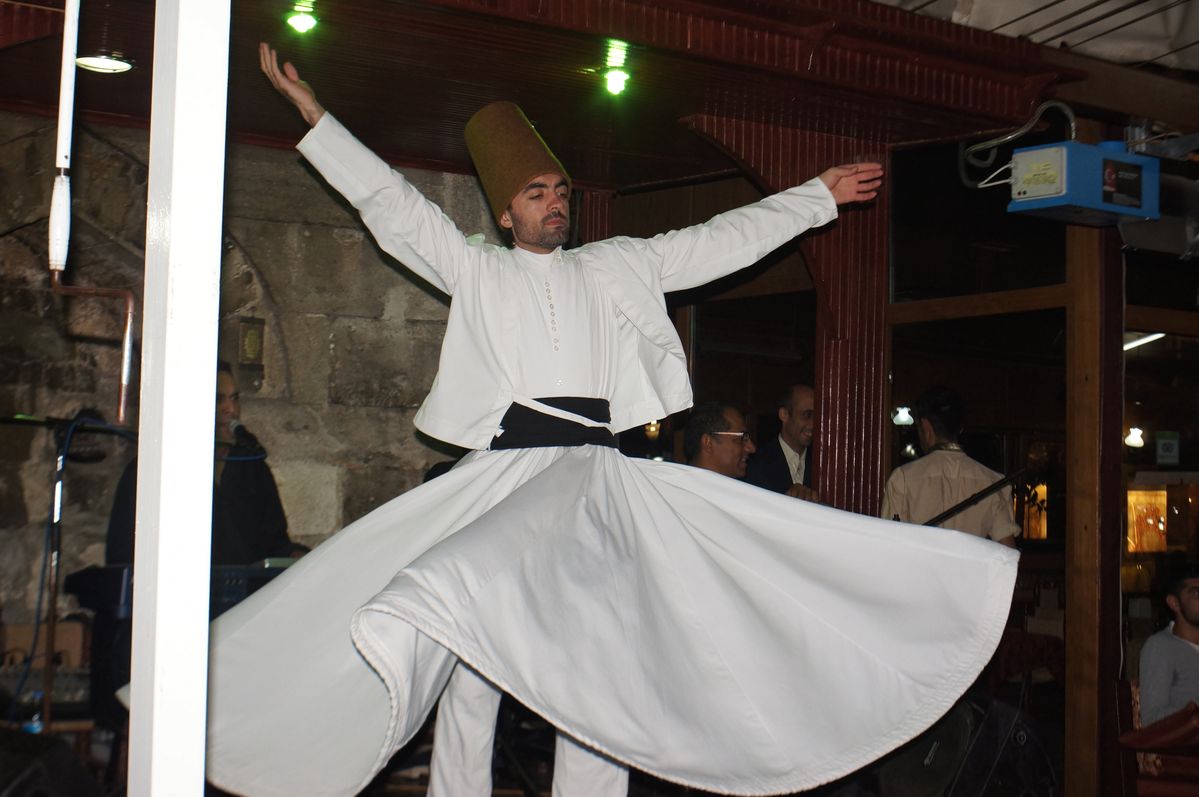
left=0, top=0, right=1072, bottom=189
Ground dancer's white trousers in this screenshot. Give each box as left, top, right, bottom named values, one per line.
left=429, top=663, right=629, bottom=797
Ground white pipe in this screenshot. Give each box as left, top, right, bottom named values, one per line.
left=126, top=0, right=231, bottom=792
left=49, top=0, right=81, bottom=271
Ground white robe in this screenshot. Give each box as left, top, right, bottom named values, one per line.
left=207, top=446, right=1016, bottom=796
left=204, top=116, right=1019, bottom=796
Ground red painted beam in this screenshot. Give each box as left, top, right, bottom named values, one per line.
left=422, top=0, right=1071, bottom=124
left=685, top=112, right=889, bottom=515
left=0, top=1, right=62, bottom=51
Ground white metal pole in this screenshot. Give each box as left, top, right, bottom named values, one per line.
left=127, top=0, right=231, bottom=792
left=48, top=0, right=78, bottom=272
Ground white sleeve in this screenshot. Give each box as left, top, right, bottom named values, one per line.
left=644, top=177, right=838, bottom=293
left=296, top=114, right=468, bottom=295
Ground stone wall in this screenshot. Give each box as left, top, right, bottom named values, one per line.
left=0, top=109, right=496, bottom=622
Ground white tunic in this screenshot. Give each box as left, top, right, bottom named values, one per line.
left=291, top=114, right=840, bottom=448
left=204, top=116, right=1020, bottom=797
left=508, top=247, right=617, bottom=404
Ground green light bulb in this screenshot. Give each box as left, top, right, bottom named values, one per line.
left=287, top=11, right=317, bottom=33
left=605, top=69, right=628, bottom=95
left=606, top=39, right=628, bottom=69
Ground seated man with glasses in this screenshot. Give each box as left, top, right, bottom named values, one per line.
left=683, top=401, right=757, bottom=479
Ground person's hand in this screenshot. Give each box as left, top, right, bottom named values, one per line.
left=786, top=483, right=821, bottom=503
left=259, top=42, right=326, bottom=127
left=818, top=163, right=884, bottom=205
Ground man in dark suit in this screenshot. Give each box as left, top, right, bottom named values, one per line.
left=746, top=384, right=819, bottom=501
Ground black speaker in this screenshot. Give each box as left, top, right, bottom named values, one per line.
left=875, top=692, right=1057, bottom=797
left=0, top=727, right=104, bottom=797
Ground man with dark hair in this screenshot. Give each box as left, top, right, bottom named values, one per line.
left=880, top=386, right=1019, bottom=546
left=746, top=383, right=819, bottom=501
left=684, top=402, right=757, bottom=478
left=99, top=361, right=296, bottom=734
left=107, top=360, right=294, bottom=567
left=1139, top=565, right=1199, bottom=724
left=202, top=45, right=1017, bottom=797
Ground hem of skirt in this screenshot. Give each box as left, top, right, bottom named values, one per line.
left=350, top=545, right=1019, bottom=795
left=350, top=548, right=1012, bottom=797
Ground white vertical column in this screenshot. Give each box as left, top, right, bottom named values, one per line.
left=127, top=0, right=231, bottom=793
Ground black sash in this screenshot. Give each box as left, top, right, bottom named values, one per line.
left=490, top=397, right=617, bottom=449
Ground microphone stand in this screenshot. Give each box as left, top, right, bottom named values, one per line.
left=2, top=413, right=133, bottom=728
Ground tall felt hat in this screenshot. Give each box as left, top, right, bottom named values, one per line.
left=464, top=101, right=571, bottom=224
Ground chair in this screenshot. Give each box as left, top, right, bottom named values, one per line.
left=1117, top=680, right=1199, bottom=796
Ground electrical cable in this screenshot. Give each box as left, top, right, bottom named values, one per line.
left=1134, top=38, right=1199, bottom=67
left=991, top=0, right=1070, bottom=32
left=964, top=101, right=1077, bottom=169
left=1067, top=0, right=1189, bottom=50
left=1023, top=0, right=1111, bottom=40
left=6, top=516, right=54, bottom=724
left=957, top=101, right=1076, bottom=190
left=976, top=162, right=1014, bottom=189
left=1036, top=0, right=1156, bottom=45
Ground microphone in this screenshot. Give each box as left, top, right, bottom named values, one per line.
left=228, top=419, right=263, bottom=451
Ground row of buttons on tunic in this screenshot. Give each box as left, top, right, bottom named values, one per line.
left=545, top=278, right=559, bottom=351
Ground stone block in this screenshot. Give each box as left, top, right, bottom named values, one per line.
left=0, top=127, right=53, bottom=234
left=225, top=142, right=361, bottom=227
left=0, top=460, right=28, bottom=527
left=0, top=293, right=70, bottom=361
left=328, top=317, right=440, bottom=409
left=319, top=405, right=424, bottom=457
left=237, top=401, right=329, bottom=462
left=434, top=171, right=499, bottom=243
left=270, top=460, right=342, bottom=542
left=72, top=130, right=149, bottom=248
left=0, top=523, right=45, bottom=624
left=0, top=113, right=49, bottom=143
left=44, top=363, right=97, bottom=394
left=0, top=225, right=47, bottom=286
left=389, top=282, right=449, bottom=324
left=339, top=455, right=426, bottom=527
left=271, top=312, right=333, bottom=405
left=224, top=217, right=398, bottom=318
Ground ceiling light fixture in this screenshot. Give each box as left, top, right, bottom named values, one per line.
left=76, top=51, right=132, bottom=73
left=604, top=39, right=629, bottom=95
left=75, top=1, right=133, bottom=73
left=891, top=406, right=914, bottom=426
left=1125, top=427, right=1145, bottom=448
left=1123, top=332, right=1165, bottom=352
left=605, top=69, right=629, bottom=95
left=287, top=1, right=318, bottom=33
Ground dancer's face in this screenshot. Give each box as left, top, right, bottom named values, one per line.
left=501, top=173, right=570, bottom=254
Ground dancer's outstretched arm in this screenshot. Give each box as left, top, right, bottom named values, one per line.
left=259, top=42, right=326, bottom=128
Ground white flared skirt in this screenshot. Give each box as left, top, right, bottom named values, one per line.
left=206, top=446, right=1017, bottom=796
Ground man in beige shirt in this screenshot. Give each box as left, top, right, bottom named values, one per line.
left=881, top=386, right=1019, bottom=546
